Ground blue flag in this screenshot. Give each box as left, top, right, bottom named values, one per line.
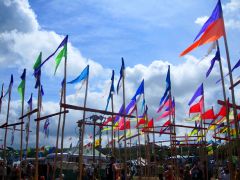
left=27, top=93, right=33, bottom=111
left=117, top=58, right=125, bottom=94
left=188, top=83, right=204, bottom=106
left=159, top=66, right=171, bottom=106
left=206, top=46, right=220, bottom=78
left=105, top=70, right=115, bottom=111
left=131, top=79, right=144, bottom=101
left=68, top=65, right=89, bottom=84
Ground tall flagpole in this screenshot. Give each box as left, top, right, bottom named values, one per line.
left=216, top=40, right=233, bottom=175
left=79, top=72, right=89, bottom=180
left=60, top=48, right=68, bottom=180
left=35, top=78, right=42, bottom=180
left=0, top=83, right=4, bottom=113
left=111, top=93, right=115, bottom=157
left=19, top=69, right=26, bottom=180
left=121, top=58, right=127, bottom=179
left=135, top=106, right=142, bottom=179
left=53, top=85, right=64, bottom=180
left=3, top=75, right=13, bottom=164
left=25, top=93, right=32, bottom=160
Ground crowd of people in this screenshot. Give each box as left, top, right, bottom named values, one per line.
left=1, top=158, right=240, bottom=179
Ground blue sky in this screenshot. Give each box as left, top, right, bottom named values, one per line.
left=29, top=0, right=239, bottom=67
left=0, top=0, right=240, bottom=148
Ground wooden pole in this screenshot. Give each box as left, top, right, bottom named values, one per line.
left=60, top=52, right=68, bottom=180
left=25, top=108, right=31, bottom=159
left=3, top=76, right=13, bottom=163
left=19, top=69, right=26, bottom=180
left=35, top=79, right=42, bottom=180
left=93, top=118, right=96, bottom=163
left=111, top=93, right=115, bottom=157
left=52, top=86, right=64, bottom=180
left=135, top=106, right=142, bottom=179
left=121, top=59, right=127, bottom=179
left=78, top=73, right=89, bottom=180
left=0, top=83, right=4, bottom=113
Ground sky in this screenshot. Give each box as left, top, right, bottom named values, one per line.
left=0, top=0, right=240, bottom=150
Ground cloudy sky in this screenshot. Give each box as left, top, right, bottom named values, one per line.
left=0, top=0, right=240, bottom=149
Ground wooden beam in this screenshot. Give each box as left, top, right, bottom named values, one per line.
left=1, top=122, right=24, bottom=128
left=61, top=103, right=135, bottom=118
left=172, top=124, right=207, bottom=130
left=143, top=130, right=175, bottom=135
left=77, top=121, right=115, bottom=127
left=176, top=144, right=205, bottom=147
left=19, top=108, right=38, bottom=119
left=217, top=100, right=240, bottom=110
left=122, top=133, right=141, bottom=141
left=229, top=79, right=240, bottom=90
left=34, top=110, right=69, bottom=122
left=212, top=136, right=231, bottom=141
left=175, top=136, right=203, bottom=138
left=0, top=127, right=32, bottom=132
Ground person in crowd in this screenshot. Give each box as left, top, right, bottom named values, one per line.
left=164, top=165, right=174, bottom=180
left=158, top=164, right=164, bottom=180
left=190, top=163, right=203, bottom=180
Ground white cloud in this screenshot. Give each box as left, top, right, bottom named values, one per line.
left=194, top=16, right=209, bottom=26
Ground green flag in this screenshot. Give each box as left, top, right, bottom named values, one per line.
left=54, top=44, right=67, bottom=75
left=33, top=52, right=42, bottom=70
left=18, top=69, right=26, bottom=101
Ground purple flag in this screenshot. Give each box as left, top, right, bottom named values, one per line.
left=188, top=83, right=204, bottom=106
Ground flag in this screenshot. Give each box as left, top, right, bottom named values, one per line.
left=68, top=65, right=89, bottom=84
left=203, top=41, right=217, bottom=58
left=33, top=52, right=42, bottom=78
left=118, top=119, right=130, bottom=130
left=95, top=139, right=100, bottom=147
left=147, top=118, right=154, bottom=128
left=54, top=43, right=67, bottom=75
left=206, top=46, right=220, bottom=77
left=185, top=114, right=201, bottom=122
left=136, top=118, right=146, bottom=128
left=43, top=118, right=50, bottom=138
left=131, top=79, right=144, bottom=101
left=4, top=75, right=13, bottom=98
left=27, top=93, right=33, bottom=111
left=105, top=70, right=115, bottom=111
left=157, top=95, right=170, bottom=113
left=33, top=53, right=42, bottom=89
left=216, top=104, right=226, bottom=118
left=201, top=108, right=215, bottom=120
left=188, top=83, right=204, bottom=106
left=180, top=0, right=224, bottom=56
left=189, top=97, right=204, bottom=114
left=11, top=128, right=15, bottom=145
left=18, top=69, right=26, bottom=101
left=159, top=65, right=171, bottom=106
left=117, top=58, right=125, bottom=94
left=156, top=111, right=170, bottom=121
left=165, top=98, right=175, bottom=112
left=34, top=35, right=68, bottom=75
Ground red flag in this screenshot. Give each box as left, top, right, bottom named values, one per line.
left=118, top=120, right=130, bottom=130
left=136, top=118, right=146, bottom=128
left=148, top=119, right=154, bottom=128
left=189, top=97, right=203, bottom=114
left=201, top=108, right=215, bottom=120
left=103, top=116, right=114, bottom=126
left=216, top=105, right=226, bottom=118
left=180, top=1, right=224, bottom=56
